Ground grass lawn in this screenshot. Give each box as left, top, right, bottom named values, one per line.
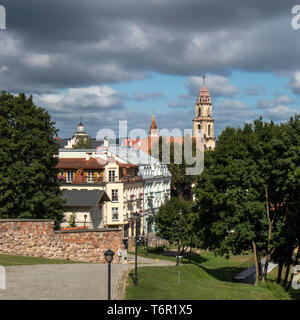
left=268, top=266, right=300, bottom=300
left=0, top=254, right=78, bottom=266
left=126, top=250, right=291, bottom=300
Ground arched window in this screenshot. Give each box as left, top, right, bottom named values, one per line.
left=198, top=107, right=201, bottom=117
left=198, top=124, right=201, bottom=130
left=208, top=124, right=211, bottom=136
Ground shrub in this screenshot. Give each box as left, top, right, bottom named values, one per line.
left=260, top=281, right=291, bottom=300
left=68, top=212, right=77, bottom=228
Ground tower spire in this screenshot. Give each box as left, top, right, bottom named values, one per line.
left=149, top=110, right=158, bottom=137
left=202, top=73, right=206, bottom=86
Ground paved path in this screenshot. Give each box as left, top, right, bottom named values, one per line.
left=0, top=255, right=175, bottom=300
left=0, top=264, right=130, bottom=300
left=127, top=254, right=175, bottom=267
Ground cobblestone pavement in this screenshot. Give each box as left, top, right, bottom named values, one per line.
left=0, top=255, right=175, bottom=300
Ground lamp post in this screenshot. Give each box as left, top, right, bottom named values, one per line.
left=134, top=211, right=140, bottom=286
left=128, top=212, right=140, bottom=286
left=145, top=217, right=149, bottom=257
left=104, top=249, right=115, bottom=300
left=83, top=214, right=87, bottom=229
left=176, top=208, right=182, bottom=267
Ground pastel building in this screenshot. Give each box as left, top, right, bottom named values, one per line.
left=57, top=146, right=144, bottom=239
left=108, top=145, right=172, bottom=235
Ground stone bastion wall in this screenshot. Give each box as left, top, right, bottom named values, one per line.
left=0, top=219, right=122, bottom=263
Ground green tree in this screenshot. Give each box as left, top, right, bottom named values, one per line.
left=270, top=116, right=300, bottom=287
left=194, top=125, right=267, bottom=285
left=154, top=197, right=197, bottom=255
left=152, top=136, right=198, bottom=200
left=73, top=136, right=92, bottom=149
left=0, top=91, right=64, bottom=228
left=194, top=117, right=300, bottom=285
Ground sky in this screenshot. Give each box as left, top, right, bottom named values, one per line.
left=1, top=0, right=300, bottom=138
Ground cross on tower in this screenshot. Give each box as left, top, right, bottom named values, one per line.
left=202, top=73, right=206, bottom=86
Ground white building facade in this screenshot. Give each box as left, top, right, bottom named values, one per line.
left=109, top=145, right=171, bottom=235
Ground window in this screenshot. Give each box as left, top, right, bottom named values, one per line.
left=87, top=170, right=94, bottom=183
left=109, top=170, right=116, bottom=182
left=67, top=170, right=74, bottom=183
left=112, top=207, right=119, bottom=221
left=112, top=189, right=119, bottom=202
left=208, top=124, right=211, bottom=136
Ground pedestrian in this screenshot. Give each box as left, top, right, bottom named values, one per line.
left=117, top=248, right=122, bottom=264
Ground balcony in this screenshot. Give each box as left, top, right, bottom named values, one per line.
left=79, top=176, right=104, bottom=184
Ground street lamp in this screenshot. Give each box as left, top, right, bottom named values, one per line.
left=128, top=212, right=140, bottom=286
left=104, top=249, right=115, bottom=300
left=176, top=208, right=182, bottom=267
left=145, top=217, right=149, bottom=256
left=134, top=211, right=140, bottom=286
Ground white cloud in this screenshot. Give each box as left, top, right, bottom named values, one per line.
left=33, top=85, right=124, bottom=112
left=215, top=99, right=256, bottom=125
left=186, top=75, right=239, bottom=98
left=289, top=71, right=300, bottom=95
left=257, top=95, right=294, bottom=109
left=274, top=95, right=293, bottom=105
left=264, top=105, right=297, bottom=121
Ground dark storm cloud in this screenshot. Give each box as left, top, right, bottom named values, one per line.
left=1, top=0, right=299, bottom=137
left=0, top=0, right=299, bottom=93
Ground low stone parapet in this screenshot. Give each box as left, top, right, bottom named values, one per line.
left=0, top=219, right=122, bottom=263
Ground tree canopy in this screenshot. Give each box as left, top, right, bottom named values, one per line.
left=194, top=116, right=300, bottom=285
left=0, top=91, right=64, bottom=227
left=154, top=197, right=197, bottom=254
left=152, top=136, right=198, bottom=200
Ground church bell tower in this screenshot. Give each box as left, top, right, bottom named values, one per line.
left=192, top=75, right=216, bottom=149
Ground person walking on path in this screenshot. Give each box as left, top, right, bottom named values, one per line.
left=117, top=249, right=122, bottom=264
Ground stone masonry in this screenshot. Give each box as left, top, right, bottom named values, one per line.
left=0, top=219, right=123, bottom=263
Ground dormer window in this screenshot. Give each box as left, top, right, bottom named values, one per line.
left=67, top=170, right=74, bottom=183
left=109, top=170, right=116, bottom=182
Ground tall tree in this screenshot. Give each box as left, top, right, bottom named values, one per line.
left=0, top=91, right=64, bottom=228
left=154, top=198, right=197, bottom=255
left=152, top=136, right=198, bottom=200
left=194, top=125, right=267, bottom=285
left=194, top=116, right=300, bottom=285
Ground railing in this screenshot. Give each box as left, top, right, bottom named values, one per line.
left=231, top=255, right=258, bottom=282
left=80, top=176, right=104, bottom=183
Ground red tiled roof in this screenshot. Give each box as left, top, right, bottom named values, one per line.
left=56, top=158, right=86, bottom=169
left=82, top=158, right=106, bottom=169
left=199, top=85, right=210, bottom=97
